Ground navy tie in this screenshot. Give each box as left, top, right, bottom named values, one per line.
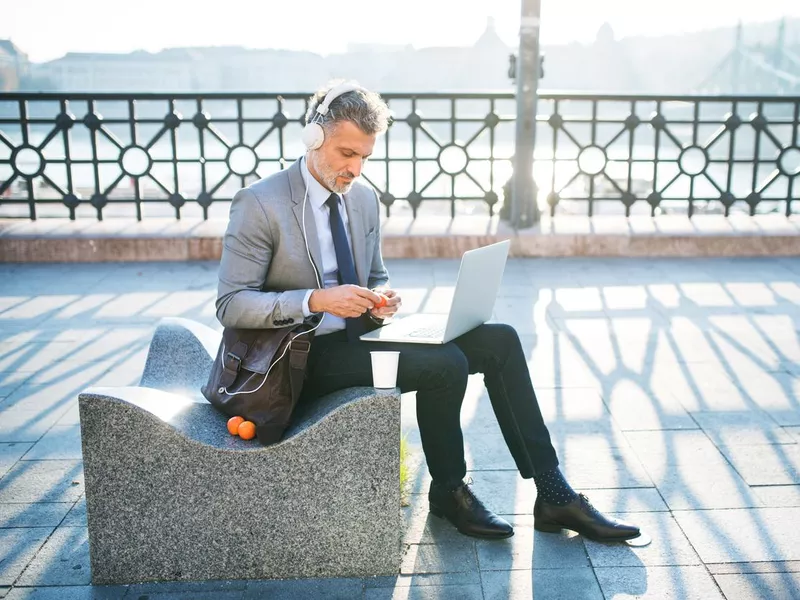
left=326, top=193, right=368, bottom=342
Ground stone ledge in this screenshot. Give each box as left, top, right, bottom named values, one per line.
left=2, top=215, right=800, bottom=262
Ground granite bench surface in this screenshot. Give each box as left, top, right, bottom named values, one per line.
left=78, top=318, right=403, bottom=584
left=80, top=384, right=396, bottom=451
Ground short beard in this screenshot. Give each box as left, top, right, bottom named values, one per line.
left=309, top=152, right=356, bottom=194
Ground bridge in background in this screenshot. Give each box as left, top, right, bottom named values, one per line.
left=699, top=18, right=800, bottom=96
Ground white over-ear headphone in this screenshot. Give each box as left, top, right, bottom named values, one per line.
left=301, top=82, right=366, bottom=151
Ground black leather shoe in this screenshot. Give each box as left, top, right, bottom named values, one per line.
left=534, top=493, right=640, bottom=542
left=429, top=480, right=514, bottom=540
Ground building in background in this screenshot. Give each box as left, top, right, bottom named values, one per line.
left=0, top=40, right=29, bottom=91
left=32, top=50, right=194, bottom=92
left=12, top=17, right=800, bottom=94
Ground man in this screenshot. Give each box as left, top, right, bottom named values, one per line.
left=216, top=81, right=641, bottom=543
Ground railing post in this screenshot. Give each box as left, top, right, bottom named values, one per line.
left=512, top=0, right=543, bottom=228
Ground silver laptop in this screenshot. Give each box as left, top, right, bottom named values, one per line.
left=359, top=240, right=510, bottom=345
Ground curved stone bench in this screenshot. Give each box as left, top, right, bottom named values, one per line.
left=139, top=317, right=221, bottom=397
left=78, top=318, right=402, bottom=585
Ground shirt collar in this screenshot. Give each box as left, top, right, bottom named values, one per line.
left=301, top=157, right=342, bottom=211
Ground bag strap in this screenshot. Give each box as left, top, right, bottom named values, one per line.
left=289, top=338, right=311, bottom=370
left=288, top=337, right=311, bottom=400
left=221, top=340, right=248, bottom=388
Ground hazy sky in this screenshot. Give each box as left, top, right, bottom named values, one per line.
left=3, top=0, right=800, bottom=63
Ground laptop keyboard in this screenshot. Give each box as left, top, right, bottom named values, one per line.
left=406, top=325, right=445, bottom=338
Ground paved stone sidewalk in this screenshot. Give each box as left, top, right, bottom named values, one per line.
left=1, top=257, right=799, bottom=599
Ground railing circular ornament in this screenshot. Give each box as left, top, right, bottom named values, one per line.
left=678, top=146, right=708, bottom=176
left=750, top=113, right=768, bottom=131
left=63, top=193, right=81, bottom=209
left=192, top=111, right=210, bottom=129
left=55, top=112, right=76, bottom=131
left=724, top=113, right=742, bottom=131
left=719, top=192, right=736, bottom=208
left=577, top=146, right=607, bottom=176
left=406, top=112, right=422, bottom=128
left=120, top=146, right=152, bottom=178
left=407, top=191, right=423, bottom=209
left=438, top=144, right=469, bottom=175
left=83, top=112, right=103, bottom=131
left=90, top=193, right=107, bottom=209
left=778, top=147, right=800, bottom=176
left=197, top=192, right=213, bottom=208
left=11, top=145, right=45, bottom=178
left=273, top=112, right=288, bottom=128
left=227, top=145, right=258, bottom=176
left=164, top=112, right=182, bottom=130
left=624, top=114, right=641, bottom=130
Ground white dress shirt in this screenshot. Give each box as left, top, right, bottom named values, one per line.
left=300, top=158, right=352, bottom=336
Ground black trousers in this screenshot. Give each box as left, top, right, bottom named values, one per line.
left=299, top=323, right=559, bottom=485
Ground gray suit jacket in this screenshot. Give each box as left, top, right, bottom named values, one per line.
left=216, top=159, right=390, bottom=329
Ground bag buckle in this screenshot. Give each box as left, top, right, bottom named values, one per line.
left=224, top=351, right=242, bottom=372
left=291, top=340, right=311, bottom=353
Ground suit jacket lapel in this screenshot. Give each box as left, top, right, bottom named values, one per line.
left=288, top=160, right=324, bottom=283
left=344, top=190, right=367, bottom=287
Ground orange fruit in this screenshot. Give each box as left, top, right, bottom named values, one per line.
left=238, top=420, right=256, bottom=440
left=374, top=294, right=388, bottom=309
left=227, top=416, right=244, bottom=435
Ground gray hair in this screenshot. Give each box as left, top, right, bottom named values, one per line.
left=305, top=81, right=391, bottom=136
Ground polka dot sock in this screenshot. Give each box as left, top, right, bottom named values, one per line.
left=533, top=468, right=578, bottom=506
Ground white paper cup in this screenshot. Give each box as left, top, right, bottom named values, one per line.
left=370, top=351, right=400, bottom=389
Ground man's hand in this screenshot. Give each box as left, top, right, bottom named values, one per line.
left=370, top=288, right=402, bottom=320
left=309, top=285, right=382, bottom=319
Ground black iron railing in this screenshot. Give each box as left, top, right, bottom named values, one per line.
left=0, top=92, right=798, bottom=220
